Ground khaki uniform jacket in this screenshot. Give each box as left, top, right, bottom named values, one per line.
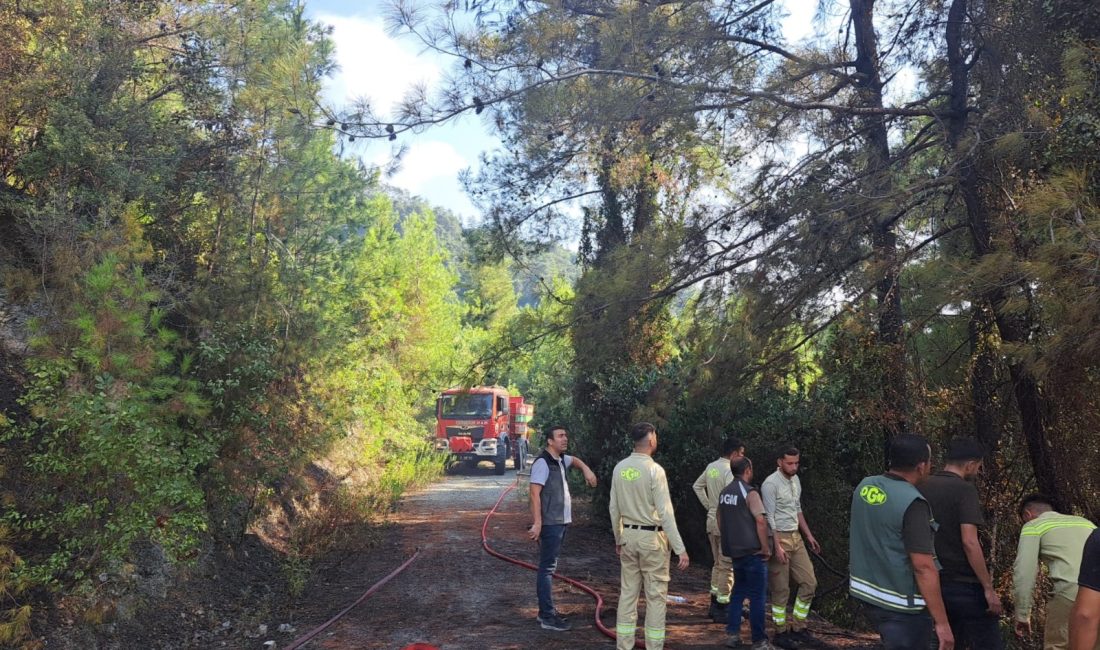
left=610, top=452, right=686, bottom=555
left=692, top=457, right=734, bottom=535
left=1012, top=511, right=1097, bottom=622
left=761, top=470, right=803, bottom=533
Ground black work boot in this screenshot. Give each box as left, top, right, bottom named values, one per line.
left=708, top=595, right=728, bottom=623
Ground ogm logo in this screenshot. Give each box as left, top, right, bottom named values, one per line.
left=860, top=485, right=887, bottom=505
left=621, top=467, right=641, bottom=481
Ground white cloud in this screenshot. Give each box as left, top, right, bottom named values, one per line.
left=782, top=0, right=816, bottom=44
left=312, top=9, right=496, bottom=220
left=386, top=140, right=470, bottom=194
left=317, top=13, right=442, bottom=118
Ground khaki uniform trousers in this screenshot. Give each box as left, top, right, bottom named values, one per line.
left=616, top=528, right=671, bottom=650
left=1044, top=593, right=1100, bottom=650
left=707, top=532, right=733, bottom=603
left=768, top=530, right=817, bottom=632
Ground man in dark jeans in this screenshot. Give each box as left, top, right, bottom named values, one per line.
left=527, top=426, right=597, bottom=631
left=717, top=457, right=776, bottom=650
left=919, top=437, right=1003, bottom=649
left=849, top=434, right=954, bottom=650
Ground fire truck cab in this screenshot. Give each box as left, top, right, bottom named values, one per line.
left=435, top=386, right=525, bottom=475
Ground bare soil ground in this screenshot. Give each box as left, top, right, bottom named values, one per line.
left=278, top=462, right=882, bottom=650
left=32, top=458, right=881, bottom=649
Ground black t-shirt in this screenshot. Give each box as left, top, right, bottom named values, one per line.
left=901, top=497, right=936, bottom=555
left=918, top=470, right=985, bottom=582
left=880, top=473, right=936, bottom=555
left=1079, top=529, right=1100, bottom=592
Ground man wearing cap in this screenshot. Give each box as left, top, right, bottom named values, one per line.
left=917, top=437, right=1002, bottom=649
left=610, top=422, right=689, bottom=650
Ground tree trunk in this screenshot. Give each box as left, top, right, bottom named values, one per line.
left=944, top=0, right=1072, bottom=508
left=594, top=141, right=625, bottom=267
left=968, top=303, right=999, bottom=451
left=851, top=0, right=908, bottom=439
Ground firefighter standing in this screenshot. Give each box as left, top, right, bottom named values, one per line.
left=761, top=445, right=819, bottom=647
left=692, top=436, right=744, bottom=622
left=610, top=422, right=689, bottom=650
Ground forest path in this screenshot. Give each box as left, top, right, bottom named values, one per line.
left=283, top=463, right=878, bottom=649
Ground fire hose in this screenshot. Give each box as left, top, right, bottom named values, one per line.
left=481, top=477, right=617, bottom=640
left=281, top=476, right=850, bottom=648
left=810, top=548, right=850, bottom=600
left=283, top=547, right=423, bottom=650
left=283, top=474, right=619, bottom=648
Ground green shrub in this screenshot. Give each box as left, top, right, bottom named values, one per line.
left=3, top=257, right=213, bottom=589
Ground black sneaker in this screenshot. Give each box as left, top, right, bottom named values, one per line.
left=538, top=613, right=572, bottom=631
left=772, top=630, right=799, bottom=649
left=538, top=610, right=570, bottom=623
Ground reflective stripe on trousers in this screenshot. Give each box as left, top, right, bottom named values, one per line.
left=769, top=530, right=817, bottom=631
left=616, top=528, right=670, bottom=650
left=793, top=597, right=811, bottom=621
left=707, top=531, right=733, bottom=602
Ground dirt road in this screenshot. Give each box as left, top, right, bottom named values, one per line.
left=285, top=463, right=877, bottom=649
left=288, top=463, right=613, bottom=649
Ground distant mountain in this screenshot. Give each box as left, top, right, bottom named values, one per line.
left=510, top=245, right=578, bottom=308
left=378, top=185, right=578, bottom=307
left=382, top=185, right=469, bottom=264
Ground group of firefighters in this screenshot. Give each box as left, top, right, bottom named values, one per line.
left=528, top=423, right=1100, bottom=650
left=690, top=434, right=817, bottom=650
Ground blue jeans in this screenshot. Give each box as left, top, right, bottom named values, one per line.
left=862, top=602, right=932, bottom=650
left=940, top=580, right=1003, bottom=650
left=537, top=524, right=567, bottom=617
left=728, top=554, right=767, bottom=642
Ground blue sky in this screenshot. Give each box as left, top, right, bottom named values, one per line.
left=305, top=0, right=497, bottom=224
left=305, top=0, right=825, bottom=224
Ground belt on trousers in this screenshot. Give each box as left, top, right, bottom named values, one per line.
left=624, top=524, right=663, bottom=531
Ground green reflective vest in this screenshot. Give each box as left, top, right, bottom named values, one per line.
left=848, top=474, right=930, bottom=613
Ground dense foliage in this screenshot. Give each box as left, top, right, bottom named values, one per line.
left=0, top=1, right=547, bottom=645
left=341, top=0, right=1100, bottom=640
left=2, top=0, right=1100, bottom=646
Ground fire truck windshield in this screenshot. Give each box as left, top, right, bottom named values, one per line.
left=439, top=393, right=493, bottom=418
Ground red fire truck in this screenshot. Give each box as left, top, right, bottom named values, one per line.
left=435, top=386, right=533, bottom=474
